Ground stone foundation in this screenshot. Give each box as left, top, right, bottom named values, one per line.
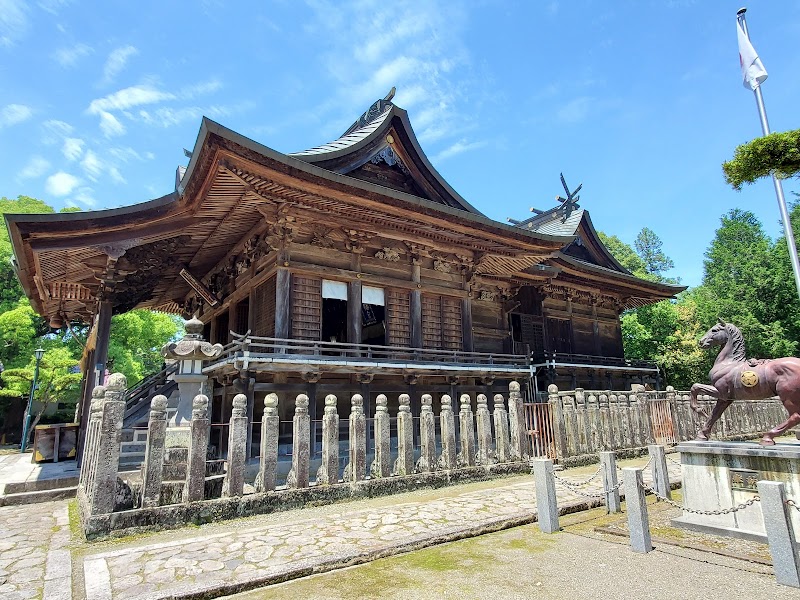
left=80, top=461, right=529, bottom=540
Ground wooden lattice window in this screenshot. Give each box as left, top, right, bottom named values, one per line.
left=421, top=294, right=462, bottom=350
left=252, top=277, right=276, bottom=337
left=386, top=289, right=411, bottom=346
left=291, top=275, right=322, bottom=341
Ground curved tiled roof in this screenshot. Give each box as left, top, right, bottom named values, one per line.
left=290, top=106, right=393, bottom=158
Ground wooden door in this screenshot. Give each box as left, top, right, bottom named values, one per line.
left=386, top=289, right=411, bottom=346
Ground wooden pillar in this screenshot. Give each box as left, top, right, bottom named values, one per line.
left=592, top=301, right=601, bottom=356
left=410, top=263, right=422, bottom=348
left=348, top=280, right=362, bottom=345
left=227, top=303, right=237, bottom=342
left=275, top=267, right=291, bottom=339
left=78, top=300, right=112, bottom=465
left=462, top=297, right=474, bottom=352
left=248, top=288, right=256, bottom=333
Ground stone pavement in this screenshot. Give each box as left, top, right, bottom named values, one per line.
left=0, top=457, right=682, bottom=600
left=0, top=499, right=71, bottom=600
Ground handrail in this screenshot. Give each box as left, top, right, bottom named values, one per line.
left=218, top=333, right=529, bottom=367
left=531, top=351, right=658, bottom=370
left=124, top=362, right=179, bottom=408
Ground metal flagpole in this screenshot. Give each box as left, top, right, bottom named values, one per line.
left=737, top=8, right=800, bottom=302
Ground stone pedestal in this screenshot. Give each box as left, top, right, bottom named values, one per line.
left=672, top=440, right=800, bottom=542
left=161, top=316, right=223, bottom=427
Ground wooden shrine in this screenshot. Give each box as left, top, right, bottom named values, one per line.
left=5, top=92, right=684, bottom=453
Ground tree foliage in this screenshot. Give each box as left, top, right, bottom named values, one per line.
left=108, top=310, right=181, bottom=384
left=0, top=195, right=182, bottom=437
left=723, top=129, right=800, bottom=189
left=635, top=227, right=676, bottom=282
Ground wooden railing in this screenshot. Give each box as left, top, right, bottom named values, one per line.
left=211, top=333, right=532, bottom=369
left=532, top=351, right=658, bottom=371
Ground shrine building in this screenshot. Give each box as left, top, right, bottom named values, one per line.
left=5, top=92, right=685, bottom=456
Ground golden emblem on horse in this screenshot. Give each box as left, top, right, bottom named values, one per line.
left=742, top=371, right=758, bottom=387
left=740, top=370, right=759, bottom=387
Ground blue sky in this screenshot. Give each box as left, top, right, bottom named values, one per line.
left=2, top=1, right=799, bottom=287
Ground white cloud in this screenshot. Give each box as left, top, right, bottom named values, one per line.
left=0, top=0, right=28, bottom=47
left=180, top=79, right=223, bottom=98
left=556, top=97, right=592, bottom=124
left=18, top=156, right=50, bottom=179
left=38, top=0, right=73, bottom=14
left=89, top=85, right=175, bottom=114
left=98, top=111, right=126, bottom=137
left=1, top=103, right=32, bottom=127
left=102, top=45, right=138, bottom=84
left=53, top=43, right=93, bottom=67
left=80, top=150, right=102, bottom=180
left=305, top=1, right=474, bottom=147
left=45, top=171, right=81, bottom=197
left=41, top=120, right=73, bottom=144
left=62, top=137, right=84, bottom=160
left=69, top=186, right=96, bottom=208
left=433, top=139, right=488, bottom=163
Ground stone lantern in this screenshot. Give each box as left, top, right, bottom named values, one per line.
left=161, top=316, right=223, bottom=427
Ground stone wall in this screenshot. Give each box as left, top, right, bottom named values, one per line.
left=545, top=385, right=787, bottom=465
left=78, top=376, right=532, bottom=539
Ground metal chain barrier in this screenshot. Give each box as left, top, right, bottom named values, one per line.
left=786, top=498, right=800, bottom=513
left=551, top=465, right=603, bottom=486
left=665, top=453, right=682, bottom=467
left=638, top=478, right=760, bottom=515
left=551, top=467, right=626, bottom=499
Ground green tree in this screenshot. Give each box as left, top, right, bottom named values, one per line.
left=723, top=129, right=800, bottom=189
left=693, top=208, right=796, bottom=358
left=1, top=346, right=81, bottom=440
left=634, top=227, right=676, bottom=283
left=0, top=196, right=55, bottom=313
left=0, top=299, right=38, bottom=369
left=597, top=231, right=649, bottom=277
left=108, top=310, right=182, bottom=384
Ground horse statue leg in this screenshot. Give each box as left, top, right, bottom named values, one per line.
left=690, top=383, right=727, bottom=441
left=761, top=397, right=800, bottom=446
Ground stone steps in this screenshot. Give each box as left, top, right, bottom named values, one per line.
left=0, top=485, right=76, bottom=506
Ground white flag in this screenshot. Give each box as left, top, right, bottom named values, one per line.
left=737, top=20, right=768, bottom=90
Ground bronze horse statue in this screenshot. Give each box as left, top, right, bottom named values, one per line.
left=690, top=319, right=800, bottom=445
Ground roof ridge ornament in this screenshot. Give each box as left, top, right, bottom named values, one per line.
left=341, top=87, right=396, bottom=137
left=506, top=173, right=583, bottom=228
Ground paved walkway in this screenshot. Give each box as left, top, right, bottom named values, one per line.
left=6, top=456, right=761, bottom=600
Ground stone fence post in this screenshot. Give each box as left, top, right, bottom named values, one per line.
left=394, top=394, right=414, bottom=475
left=371, top=394, right=391, bottom=478
left=508, top=381, right=529, bottom=461
left=438, top=395, right=457, bottom=470
left=458, top=394, right=476, bottom=467
left=222, top=394, right=248, bottom=497
left=344, top=393, right=366, bottom=482
left=85, top=374, right=126, bottom=516
left=184, top=394, right=210, bottom=503
left=255, top=393, right=279, bottom=492
left=141, top=395, right=168, bottom=508
left=287, top=394, right=310, bottom=488
left=493, top=393, right=510, bottom=463
left=416, top=394, right=436, bottom=473
left=475, top=394, right=493, bottom=466
left=317, top=395, right=339, bottom=485
left=548, top=385, right=567, bottom=460
left=78, top=385, right=105, bottom=496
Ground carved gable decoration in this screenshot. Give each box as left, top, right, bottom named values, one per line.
left=112, top=235, right=191, bottom=312
left=347, top=147, right=430, bottom=200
